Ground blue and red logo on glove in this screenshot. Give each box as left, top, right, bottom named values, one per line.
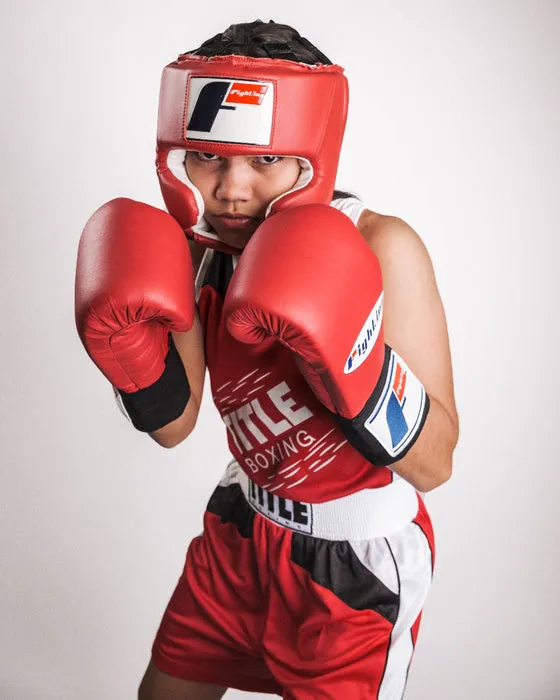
left=364, top=350, right=427, bottom=458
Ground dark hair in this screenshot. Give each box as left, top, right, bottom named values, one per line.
left=188, top=19, right=332, bottom=65
left=332, top=189, right=358, bottom=200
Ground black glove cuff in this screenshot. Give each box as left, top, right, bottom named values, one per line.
left=117, top=335, right=191, bottom=433
left=334, top=345, right=430, bottom=466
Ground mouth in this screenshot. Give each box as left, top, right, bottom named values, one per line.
left=213, top=214, right=259, bottom=229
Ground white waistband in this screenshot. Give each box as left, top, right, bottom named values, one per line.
left=220, top=461, right=419, bottom=541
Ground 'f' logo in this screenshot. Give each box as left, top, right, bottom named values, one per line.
left=187, top=82, right=235, bottom=133
left=186, top=78, right=273, bottom=146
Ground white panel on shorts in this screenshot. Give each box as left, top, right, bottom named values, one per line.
left=349, top=537, right=400, bottom=595
left=350, top=523, right=433, bottom=699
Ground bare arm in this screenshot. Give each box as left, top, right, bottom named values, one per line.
left=359, top=211, right=459, bottom=492
left=149, top=240, right=208, bottom=448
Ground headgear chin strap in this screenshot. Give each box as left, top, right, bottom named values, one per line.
left=156, top=53, right=349, bottom=254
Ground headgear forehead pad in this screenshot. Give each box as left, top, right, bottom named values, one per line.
left=156, top=53, right=348, bottom=252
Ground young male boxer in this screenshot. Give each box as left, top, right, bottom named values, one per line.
left=75, top=20, right=458, bottom=700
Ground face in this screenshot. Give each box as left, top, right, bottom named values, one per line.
left=185, top=152, right=302, bottom=249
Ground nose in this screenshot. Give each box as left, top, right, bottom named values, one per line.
left=215, top=158, right=253, bottom=203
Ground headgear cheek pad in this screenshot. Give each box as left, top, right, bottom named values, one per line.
left=156, top=54, right=349, bottom=254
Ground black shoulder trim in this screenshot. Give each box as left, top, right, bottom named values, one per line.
left=200, top=251, right=234, bottom=298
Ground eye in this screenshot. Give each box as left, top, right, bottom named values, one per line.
left=255, top=155, right=283, bottom=165
left=195, top=152, right=220, bottom=161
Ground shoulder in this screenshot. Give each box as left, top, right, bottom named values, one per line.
left=356, top=208, right=436, bottom=283
left=356, top=208, right=430, bottom=257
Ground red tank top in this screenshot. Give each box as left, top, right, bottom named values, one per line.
left=197, top=250, right=396, bottom=503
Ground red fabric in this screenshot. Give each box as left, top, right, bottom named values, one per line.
left=151, top=496, right=434, bottom=698
left=197, top=282, right=394, bottom=504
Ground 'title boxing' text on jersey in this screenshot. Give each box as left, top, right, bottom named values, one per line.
left=197, top=197, right=400, bottom=503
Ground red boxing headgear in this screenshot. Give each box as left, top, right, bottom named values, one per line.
left=156, top=54, right=348, bottom=253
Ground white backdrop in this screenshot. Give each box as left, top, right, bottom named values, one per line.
left=1, top=0, right=558, bottom=698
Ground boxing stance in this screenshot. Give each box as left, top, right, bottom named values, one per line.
left=75, top=20, right=458, bottom=700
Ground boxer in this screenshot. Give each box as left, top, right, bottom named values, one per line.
left=75, top=19, right=458, bottom=700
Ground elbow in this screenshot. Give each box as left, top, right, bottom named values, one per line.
left=404, top=408, right=459, bottom=493
left=152, top=434, right=186, bottom=449
left=413, top=457, right=454, bottom=493
left=148, top=414, right=196, bottom=449
left=420, top=419, right=459, bottom=492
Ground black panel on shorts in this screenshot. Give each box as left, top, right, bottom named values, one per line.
left=291, top=535, right=399, bottom=624
left=201, top=251, right=234, bottom=299
left=206, top=483, right=255, bottom=539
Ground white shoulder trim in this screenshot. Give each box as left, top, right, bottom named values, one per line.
left=195, top=248, right=214, bottom=302
left=330, top=195, right=367, bottom=226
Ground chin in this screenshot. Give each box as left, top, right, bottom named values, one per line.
left=216, top=225, right=258, bottom=249
left=217, top=230, right=253, bottom=250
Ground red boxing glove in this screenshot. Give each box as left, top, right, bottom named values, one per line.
left=75, top=198, right=194, bottom=431
left=224, top=204, right=429, bottom=466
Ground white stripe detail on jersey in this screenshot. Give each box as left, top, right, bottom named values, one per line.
left=195, top=248, right=214, bottom=302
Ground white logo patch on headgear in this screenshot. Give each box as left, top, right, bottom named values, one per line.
left=186, top=77, right=274, bottom=146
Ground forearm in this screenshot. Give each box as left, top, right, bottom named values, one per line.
left=149, top=392, right=199, bottom=448
left=148, top=323, right=206, bottom=448
left=389, top=395, right=459, bottom=493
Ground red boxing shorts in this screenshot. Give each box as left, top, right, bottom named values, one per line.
left=151, top=461, right=435, bottom=699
